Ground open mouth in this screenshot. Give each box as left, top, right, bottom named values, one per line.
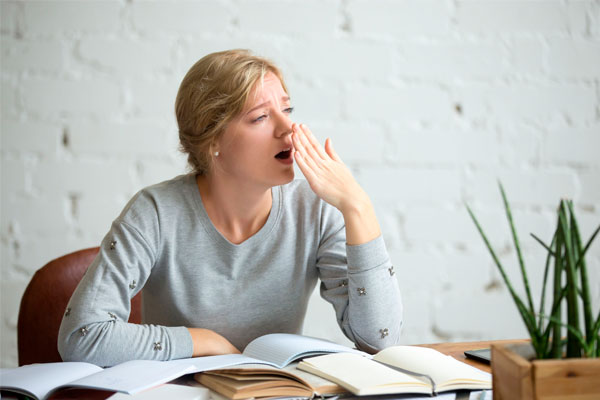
left=275, top=148, right=292, bottom=159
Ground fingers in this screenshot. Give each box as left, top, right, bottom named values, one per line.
left=292, top=127, right=321, bottom=170
left=294, top=148, right=319, bottom=184
left=293, top=124, right=328, bottom=161
left=294, top=134, right=321, bottom=173
left=292, top=124, right=347, bottom=194
left=292, top=124, right=325, bottom=187
left=324, top=138, right=342, bottom=162
left=301, top=124, right=330, bottom=160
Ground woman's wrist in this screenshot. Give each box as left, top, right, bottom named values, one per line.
left=187, top=327, right=241, bottom=357
left=339, top=191, right=370, bottom=218
left=341, top=194, right=381, bottom=246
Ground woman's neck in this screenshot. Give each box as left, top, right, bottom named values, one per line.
left=196, top=174, right=272, bottom=245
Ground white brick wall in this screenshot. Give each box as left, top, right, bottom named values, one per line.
left=1, top=0, right=599, bottom=367
left=131, top=1, right=231, bottom=34
left=455, top=1, right=575, bottom=33
left=22, top=1, right=121, bottom=35
left=348, top=0, right=451, bottom=36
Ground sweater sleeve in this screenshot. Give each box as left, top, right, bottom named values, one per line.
left=316, top=204, right=403, bottom=353
left=57, top=219, right=193, bottom=367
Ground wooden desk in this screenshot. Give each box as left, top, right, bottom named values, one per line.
left=419, top=338, right=528, bottom=374
left=32, top=339, right=525, bottom=399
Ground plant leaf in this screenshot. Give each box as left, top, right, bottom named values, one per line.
left=538, top=229, right=557, bottom=331
left=574, top=224, right=600, bottom=271
left=498, top=181, right=536, bottom=315
left=568, top=201, right=595, bottom=342
left=551, top=222, right=564, bottom=359
left=530, top=233, right=556, bottom=257
left=593, top=309, right=600, bottom=339
left=558, top=201, right=582, bottom=358
left=543, top=314, right=589, bottom=356
left=467, top=204, right=541, bottom=341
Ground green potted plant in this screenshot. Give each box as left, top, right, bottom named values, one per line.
left=467, top=182, right=600, bottom=400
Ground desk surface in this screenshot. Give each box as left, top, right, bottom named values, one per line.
left=418, top=338, right=528, bottom=374
left=38, top=339, right=523, bottom=399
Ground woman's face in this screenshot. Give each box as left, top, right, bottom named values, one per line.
left=214, top=72, right=295, bottom=189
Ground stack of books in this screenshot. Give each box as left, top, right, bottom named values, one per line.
left=0, top=333, right=491, bottom=399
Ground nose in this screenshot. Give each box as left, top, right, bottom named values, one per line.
left=274, top=109, right=292, bottom=138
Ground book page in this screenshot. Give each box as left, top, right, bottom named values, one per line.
left=281, top=363, right=347, bottom=394
left=106, top=384, right=209, bottom=400
left=197, top=373, right=313, bottom=399
left=373, top=346, right=491, bottom=390
left=298, top=353, right=431, bottom=396
left=67, top=360, right=196, bottom=395
left=0, top=362, right=102, bottom=399
left=204, top=363, right=302, bottom=383
left=243, top=333, right=365, bottom=368
left=201, top=361, right=345, bottom=394
left=179, top=354, right=273, bottom=372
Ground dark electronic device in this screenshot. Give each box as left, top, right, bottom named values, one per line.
left=464, top=348, right=491, bottom=364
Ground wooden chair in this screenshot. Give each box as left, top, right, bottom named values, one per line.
left=17, top=247, right=142, bottom=366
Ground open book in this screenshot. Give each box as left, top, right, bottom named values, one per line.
left=0, top=333, right=361, bottom=400
left=194, top=362, right=347, bottom=399
left=298, top=345, right=492, bottom=396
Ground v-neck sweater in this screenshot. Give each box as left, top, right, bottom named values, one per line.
left=58, top=174, right=403, bottom=367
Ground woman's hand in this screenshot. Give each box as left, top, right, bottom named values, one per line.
left=291, top=123, right=364, bottom=213
left=292, top=123, right=381, bottom=245
left=187, top=328, right=241, bottom=357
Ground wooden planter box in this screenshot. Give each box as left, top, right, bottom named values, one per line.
left=492, top=342, right=600, bottom=400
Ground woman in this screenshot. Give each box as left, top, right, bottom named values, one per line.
left=58, top=49, right=402, bottom=367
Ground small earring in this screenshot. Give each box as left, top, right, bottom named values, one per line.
left=214, top=151, right=219, bottom=157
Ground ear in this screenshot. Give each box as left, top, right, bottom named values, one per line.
left=209, top=141, right=220, bottom=157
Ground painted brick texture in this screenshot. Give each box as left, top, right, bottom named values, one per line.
left=1, top=0, right=599, bottom=367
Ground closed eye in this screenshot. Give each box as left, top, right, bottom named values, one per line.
left=252, top=114, right=268, bottom=123
left=252, top=107, right=293, bottom=123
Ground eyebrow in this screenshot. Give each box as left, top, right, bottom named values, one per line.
left=245, top=96, right=290, bottom=115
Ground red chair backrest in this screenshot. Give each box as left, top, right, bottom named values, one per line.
left=17, top=247, right=142, bottom=366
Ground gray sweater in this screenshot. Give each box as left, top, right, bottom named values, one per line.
left=58, top=175, right=403, bottom=367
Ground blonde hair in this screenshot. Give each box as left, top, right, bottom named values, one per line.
left=175, top=49, right=288, bottom=175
